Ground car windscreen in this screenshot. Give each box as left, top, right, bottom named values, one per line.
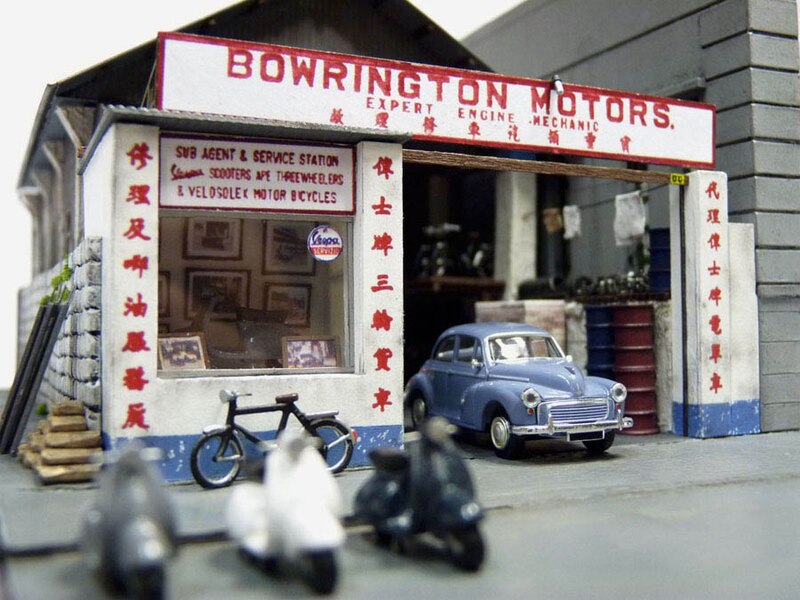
left=488, top=334, right=562, bottom=361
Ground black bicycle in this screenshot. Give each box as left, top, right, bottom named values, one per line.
left=190, top=389, right=355, bottom=489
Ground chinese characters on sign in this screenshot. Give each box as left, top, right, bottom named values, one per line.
left=365, top=151, right=401, bottom=413
left=116, top=133, right=158, bottom=432
left=158, top=33, right=716, bottom=168
left=703, top=180, right=725, bottom=396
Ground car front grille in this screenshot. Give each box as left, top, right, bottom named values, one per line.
left=547, top=401, right=609, bottom=424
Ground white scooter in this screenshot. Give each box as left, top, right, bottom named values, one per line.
left=226, top=429, right=345, bottom=595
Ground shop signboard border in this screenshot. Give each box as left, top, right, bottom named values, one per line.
left=157, top=32, right=716, bottom=169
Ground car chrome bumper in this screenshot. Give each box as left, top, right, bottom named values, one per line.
left=511, top=414, right=634, bottom=436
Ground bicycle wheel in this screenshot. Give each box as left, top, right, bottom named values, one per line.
left=190, top=431, right=244, bottom=489
left=309, top=419, right=354, bottom=474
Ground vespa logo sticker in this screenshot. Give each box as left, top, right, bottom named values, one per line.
left=308, top=225, right=343, bottom=262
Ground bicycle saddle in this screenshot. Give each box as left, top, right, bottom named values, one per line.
left=275, top=393, right=299, bottom=405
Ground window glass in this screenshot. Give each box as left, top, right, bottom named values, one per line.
left=433, top=336, right=456, bottom=362
left=457, top=336, right=478, bottom=363
left=157, top=214, right=350, bottom=372
left=489, top=334, right=562, bottom=361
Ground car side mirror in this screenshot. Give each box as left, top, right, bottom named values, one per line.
left=566, top=354, right=573, bottom=363
left=471, top=358, right=483, bottom=369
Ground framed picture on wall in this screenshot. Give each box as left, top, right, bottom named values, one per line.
left=184, top=217, right=243, bottom=260
left=157, top=333, right=208, bottom=370
left=282, top=336, right=338, bottom=368
left=158, top=272, right=171, bottom=318
left=265, top=283, right=311, bottom=326
left=263, top=221, right=315, bottom=275
left=186, top=269, right=250, bottom=320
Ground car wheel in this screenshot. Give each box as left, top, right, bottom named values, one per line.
left=489, top=412, right=524, bottom=459
left=583, top=430, right=615, bottom=455
left=410, top=395, right=428, bottom=430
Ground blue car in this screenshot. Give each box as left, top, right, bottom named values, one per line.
left=404, top=323, right=633, bottom=458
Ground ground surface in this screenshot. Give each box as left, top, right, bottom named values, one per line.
left=1, top=405, right=799, bottom=598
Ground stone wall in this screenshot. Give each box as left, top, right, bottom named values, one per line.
left=16, top=238, right=102, bottom=429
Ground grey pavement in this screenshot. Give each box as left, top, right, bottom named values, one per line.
left=2, top=409, right=800, bottom=597
left=1, top=427, right=799, bottom=553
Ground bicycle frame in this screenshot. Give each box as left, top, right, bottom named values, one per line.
left=206, top=395, right=343, bottom=451
left=191, top=390, right=355, bottom=487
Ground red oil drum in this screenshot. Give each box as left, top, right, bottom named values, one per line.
left=613, top=305, right=658, bottom=435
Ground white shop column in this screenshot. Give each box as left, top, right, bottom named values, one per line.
left=493, top=171, right=537, bottom=300
left=354, top=141, right=405, bottom=437
left=671, top=170, right=759, bottom=437
left=85, top=123, right=160, bottom=444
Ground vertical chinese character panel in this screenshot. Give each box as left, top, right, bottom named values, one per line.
left=356, top=142, right=404, bottom=426
left=101, top=124, right=160, bottom=439
left=683, top=171, right=731, bottom=435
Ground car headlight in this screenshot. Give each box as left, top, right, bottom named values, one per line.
left=610, top=382, right=627, bottom=403
left=521, top=387, right=542, bottom=409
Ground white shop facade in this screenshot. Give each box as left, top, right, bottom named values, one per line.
left=76, top=32, right=757, bottom=480
left=82, top=109, right=405, bottom=479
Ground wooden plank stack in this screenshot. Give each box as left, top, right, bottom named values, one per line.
left=17, top=400, right=102, bottom=483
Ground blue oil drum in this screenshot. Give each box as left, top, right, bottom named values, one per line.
left=585, top=305, right=614, bottom=379
left=649, top=228, right=670, bottom=292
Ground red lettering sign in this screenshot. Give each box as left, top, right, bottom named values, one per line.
left=123, top=254, right=149, bottom=277
left=709, top=314, right=722, bottom=336
left=373, top=348, right=393, bottom=372
left=123, top=218, right=152, bottom=241
left=123, top=366, right=149, bottom=391
left=126, top=184, right=151, bottom=205
left=709, top=343, right=722, bottom=364
left=709, top=372, right=723, bottom=394
left=123, top=293, right=148, bottom=317
left=371, top=196, right=393, bottom=215
left=160, top=34, right=716, bottom=168
left=121, top=402, right=150, bottom=430
left=372, top=387, right=392, bottom=412
left=122, top=331, right=151, bottom=353
left=371, top=233, right=394, bottom=256
left=371, top=274, right=394, bottom=292
left=372, top=157, right=394, bottom=179
left=371, top=309, right=393, bottom=331
left=127, top=143, right=154, bottom=170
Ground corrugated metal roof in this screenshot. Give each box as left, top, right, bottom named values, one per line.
left=19, top=0, right=491, bottom=191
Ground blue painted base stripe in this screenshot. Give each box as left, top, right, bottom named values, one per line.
left=671, top=399, right=760, bottom=438
left=105, top=424, right=403, bottom=482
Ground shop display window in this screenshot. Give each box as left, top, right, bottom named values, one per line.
left=158, top=214, right=351, bottom=373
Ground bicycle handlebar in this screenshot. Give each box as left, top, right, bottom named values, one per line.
left=219, top=389, right=253, bottom=404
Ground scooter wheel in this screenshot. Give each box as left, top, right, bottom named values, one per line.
left=303, top=550, right=338, bottom=595
left=126, top=564, right=166, bottom=600
left=447, top=525, right=485, bottom=572
left=190, top=432, right=243, bottom=488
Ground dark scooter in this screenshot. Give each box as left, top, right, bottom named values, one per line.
left=354, top=417, right=485, bottom=571
left=81, top=443, right=178, bottom=600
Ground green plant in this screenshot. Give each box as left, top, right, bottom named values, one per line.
left=41, top=259, right=73, bottom=305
